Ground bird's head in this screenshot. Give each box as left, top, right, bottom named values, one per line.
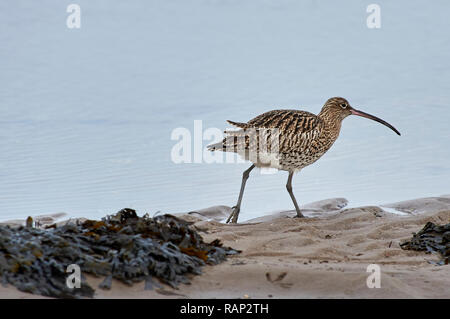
left=320, top=97, right=401, bottom=136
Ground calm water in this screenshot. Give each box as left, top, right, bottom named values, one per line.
left=1, top=0, right=449, bottom=221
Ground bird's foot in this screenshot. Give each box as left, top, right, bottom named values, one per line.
left=292, top=212, right=305, bottom=219
left=226, top=206, right=240, bottom=224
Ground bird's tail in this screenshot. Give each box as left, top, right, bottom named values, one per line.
left=207, top=141, right=224, bottom=152
left=226, top=120, right=248, bottom=129
left=207, top=120, right=249, bottom=152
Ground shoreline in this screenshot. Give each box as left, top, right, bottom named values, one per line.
left=1, top=195, right=449, bottom=299
left=2, top=194, right=449, bottom=226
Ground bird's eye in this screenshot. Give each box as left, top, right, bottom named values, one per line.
left=340, top=103, right=347, bottom=109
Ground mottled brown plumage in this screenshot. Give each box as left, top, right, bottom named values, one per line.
left=208, top=97, right=400, bottom=223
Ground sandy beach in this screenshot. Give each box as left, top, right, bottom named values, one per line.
left=1, top=196, right=449, bottom=299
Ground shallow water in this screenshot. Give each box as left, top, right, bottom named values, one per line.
left=1, top=0, right=449, bottom=221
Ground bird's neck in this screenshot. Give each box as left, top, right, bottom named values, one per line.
left=318, top=108, right=343, bottom=140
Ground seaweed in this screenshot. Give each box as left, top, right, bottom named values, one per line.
left=400, top=222, right=449, bottom=265
left=0, top=209, right=239, bottom=298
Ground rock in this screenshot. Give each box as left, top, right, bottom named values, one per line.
left=383, top=197, right=450, bottom=215
left=245, top=198, right=348, bottom=223
left=176, top=205, right=233, bottom=222
left=301, top=198, right=348, bottom=213
left=0, top=212, right=68, bottom=228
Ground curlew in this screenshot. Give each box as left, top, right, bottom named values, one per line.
left=208, top=97, right=400, bottom=223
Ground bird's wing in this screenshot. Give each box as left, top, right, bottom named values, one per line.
left=245, top=109, right=322, bottom=134
left=209, top=109, right=323, bottom=153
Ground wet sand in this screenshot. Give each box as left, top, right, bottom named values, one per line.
left=1, top=196, right=449, bottom=299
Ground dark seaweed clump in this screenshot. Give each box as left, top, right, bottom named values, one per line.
left=0, top=209, right=239, bottom=298
left=400, top=222, right=449, bottom=265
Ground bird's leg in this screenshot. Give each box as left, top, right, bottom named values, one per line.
left=226, top=164, right=255, bottom=223
left=286, top=172, right=304, bottom=218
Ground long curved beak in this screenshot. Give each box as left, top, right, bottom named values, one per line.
left=351, top=108, right=401, bottom=136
